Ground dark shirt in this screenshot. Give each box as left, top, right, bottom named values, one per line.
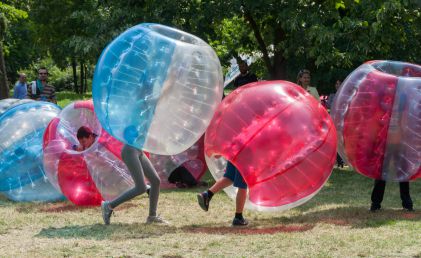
left=233, top=72, right=258, bottom=88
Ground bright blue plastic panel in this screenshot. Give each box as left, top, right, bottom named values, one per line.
left=2, top=177, right=65, bottom=202
left=93, top=23, right=176, bottom=149
left=93, top=23, right=223, bottom=155
left=0, top=102, right=61, bottom=191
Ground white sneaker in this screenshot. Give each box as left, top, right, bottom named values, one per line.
left=146, top=215, right=169, bottom=224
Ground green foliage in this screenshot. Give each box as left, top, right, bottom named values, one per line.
left=0, top=2, right=28, bottom=21
left=3, top=0, right=421, bottom=96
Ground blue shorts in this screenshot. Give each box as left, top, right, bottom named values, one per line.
left=224, top=162, right=247, bottom=189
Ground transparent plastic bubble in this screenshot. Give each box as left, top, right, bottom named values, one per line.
left=92, top=23, right=223, bottom=155
left=149, top=135, right=207, bottom=188
left=0, top=101, right=64, bottom=202
left=205, top=81, right=337, bottom=211
left=43, top=100, right=134, bottom=206
left=331, top=60, right=421, bottom=182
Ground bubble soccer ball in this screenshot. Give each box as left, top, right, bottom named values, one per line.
left=0, top=101, right=65, bottom=202
left=3, top=177, right=65, bottom=202
left=331, top=60, right=421, bottom=181
left=0, top=98, right=33, bottom=116
left=92, top=23, right=224, bottom=155
left=205, top=81, right=337, bottom=211
left=149, top=135, right=207, bottom=188
left=43, top=100, right=134, bottom=206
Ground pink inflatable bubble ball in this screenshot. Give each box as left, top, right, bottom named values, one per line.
left=205, top=80, right=337, bottom=211
left=331, top=60, right=421, bottom=182
left=43, top=100, right=134, bottom=206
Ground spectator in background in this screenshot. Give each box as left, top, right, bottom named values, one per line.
left=327, top=79, right=345, bottom=168
left=27, top=67, right=56, bottom=104
left=296, top=69, right=320, bottom=102
left=327, top=79, right=342, bottom=110
left=13, top=73, right=28, bottom=99
left=233, top=60, right=258, bottom=89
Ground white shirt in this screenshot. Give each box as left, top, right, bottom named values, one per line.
left=306, top=86, right=320, bottom=102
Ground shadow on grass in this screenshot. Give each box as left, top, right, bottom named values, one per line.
left=183, top=206, right=420, bottom=235
left=36, top=222, right=177, bottom=240
left=264, top=206, right=421, bottom=229
left=182, top=224, right=314, bottom=235
left=13, top=201, right=139, bottom=213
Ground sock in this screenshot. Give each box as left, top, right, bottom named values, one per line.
left=207, top=190, right=214, bottom=200
left=235, top=213, right=243, bottom=220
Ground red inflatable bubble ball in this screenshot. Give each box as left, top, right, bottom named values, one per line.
left=331, top=60, right=421, bottom=181
left=205, top=80, right=337, bottom=211
left=43, top=100, right=134, bottom=206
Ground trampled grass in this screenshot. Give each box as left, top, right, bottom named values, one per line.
left=0, top=167, right=420, bottom=257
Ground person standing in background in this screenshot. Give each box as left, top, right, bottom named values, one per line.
left=13, top=73, right=28, bottom=99
left=27, top=68, right=56, bottom=104
left=297, top=69, right=320, bottom=102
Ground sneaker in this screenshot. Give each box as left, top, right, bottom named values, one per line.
left=370, top=204, right=381, bottom=212
left=232, top=217, right=249, bottom=226
left=146, top=215, right=169, bottom=224
left=197, top=191, right=210, bottom=211
left=101, top=201, right=113, bottom=225
left=403, top=207, right=414, bottom=212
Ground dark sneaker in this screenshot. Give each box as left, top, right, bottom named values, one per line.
left=101, top=201, right=113, bottom=225
left=232, top=217, right=249, bottom=226
left=197, top=191, right=210, bottom=211
left=403, top=207, right=414, bottom=212
left=370, top=204, right=381, bottom=212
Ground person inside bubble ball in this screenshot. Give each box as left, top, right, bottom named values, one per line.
left=73, top=126, right=97, bottom=151
left=101, top=140, right=167, bottom=225
left=197, top=162, right=248, bottom=226
left=370, top=91, right=413, bottom=212
left=297, top=69, right=320, bottom=102
left=197, top=60, right=257, bottom=227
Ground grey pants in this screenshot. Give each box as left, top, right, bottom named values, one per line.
left=109, top=144, right=161, bottom=217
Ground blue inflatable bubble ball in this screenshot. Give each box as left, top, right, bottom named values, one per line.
left=93, top=23, right=224, bottom=155
left=0, top=101, right=61, bottom=192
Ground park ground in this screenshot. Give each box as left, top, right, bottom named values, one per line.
left=0, top=166, right=420, bottom=258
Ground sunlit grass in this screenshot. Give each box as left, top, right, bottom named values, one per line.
left=56, top=91, right=92, bottom=108
left=0, top=168, right=420, bottom=257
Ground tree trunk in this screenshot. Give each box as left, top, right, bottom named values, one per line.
left=271, top=26, right=287, bottom=79
left=80, top=61, right=84, bottom=95
left=83, top=64, right=87, bottom=93
left=272, top=54, right=287, bottom=79
left=0, top=43, right=9, bottom=99
left=72, top=58, right=78, bottom=94
left=243, top=9, right=273, bottom=77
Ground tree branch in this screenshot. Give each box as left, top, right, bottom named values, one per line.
left=242, top=8, right=273, bottom=75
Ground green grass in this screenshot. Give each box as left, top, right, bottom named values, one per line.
left=55, top=89, right=233, bottom=108
left=0, top=167, right=420, bottom=257
left=56, top=91, right=92, bottom=108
